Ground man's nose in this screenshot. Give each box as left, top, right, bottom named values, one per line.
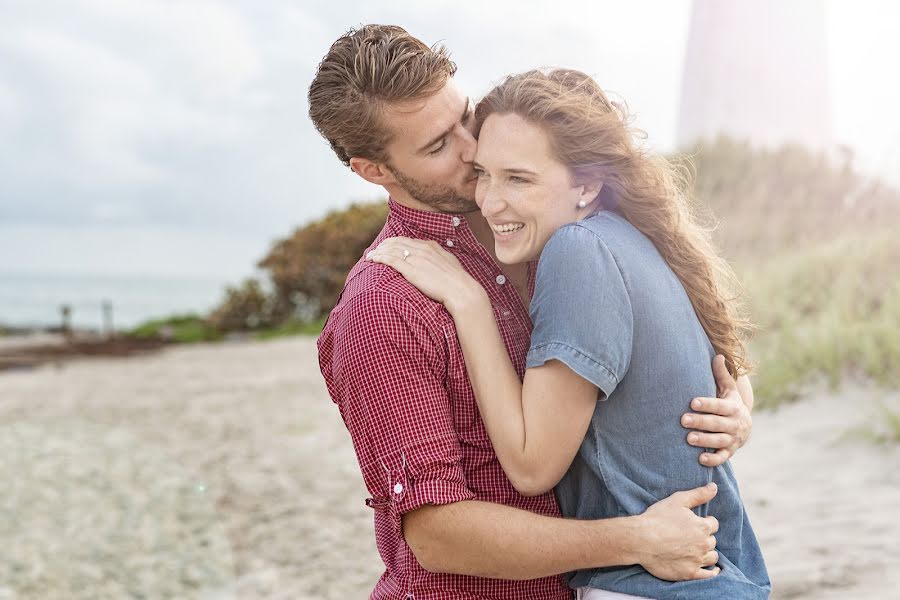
left=459, top=127, right=477, bottom=163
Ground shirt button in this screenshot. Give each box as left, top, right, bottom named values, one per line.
left=495, top=274, right=507, bottom=285
left=451, top=216, right=461, bottom=227
left=445, top=239, right=454, bottom=248
left=393, top=482, right=404, bottom=495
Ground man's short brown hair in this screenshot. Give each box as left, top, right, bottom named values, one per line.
left=308, top=25, right=457, bottom=167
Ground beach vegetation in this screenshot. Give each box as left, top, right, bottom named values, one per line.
left=126, top=314, right=223, bottom=343
left=254, top=317, right=330, bottom=341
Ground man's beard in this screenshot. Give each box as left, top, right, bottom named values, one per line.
left=389, top=165, right=478, bottom=214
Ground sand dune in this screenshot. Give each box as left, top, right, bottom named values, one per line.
left=1, top=337, right=897, bottom=599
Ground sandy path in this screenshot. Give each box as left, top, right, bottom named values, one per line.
left=1, top=337, right=897, bottom=599
left=731, top=382, right=900, bottom=599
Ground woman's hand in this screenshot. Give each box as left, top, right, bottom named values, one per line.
left=366, top=237, right=488, bottom=315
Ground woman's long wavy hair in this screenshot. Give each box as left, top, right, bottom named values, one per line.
left=475, top=69, right=752, bottom=376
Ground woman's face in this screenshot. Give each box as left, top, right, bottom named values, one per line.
left=474, top=113, right=590, bottom=265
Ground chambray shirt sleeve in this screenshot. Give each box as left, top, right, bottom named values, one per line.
left=526, top=223, right=634, bottom=398
left=323, top=288, right=475, bottom=527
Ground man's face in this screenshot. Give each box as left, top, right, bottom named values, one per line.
left=381, top=79, right=479, bottom=213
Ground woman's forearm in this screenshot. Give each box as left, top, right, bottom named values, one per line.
left=448, top=289, right=533, bottom=484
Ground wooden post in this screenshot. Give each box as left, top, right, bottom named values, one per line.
left=102, top=299, right=114, bottom=339
left=60, top=304, right=72, bottom=341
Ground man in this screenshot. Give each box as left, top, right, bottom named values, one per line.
left=311, top=25, right=754, bottom=599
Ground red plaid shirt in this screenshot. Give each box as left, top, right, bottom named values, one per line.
left=318, top=198, right=571, bottom=599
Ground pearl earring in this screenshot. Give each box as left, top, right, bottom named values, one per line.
left=577, top=200, right=587, bottom=208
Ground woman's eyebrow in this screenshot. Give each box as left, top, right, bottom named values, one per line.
left=502, top=167, right=538, bottom=176
left=472, top=161, right=538, bottom=176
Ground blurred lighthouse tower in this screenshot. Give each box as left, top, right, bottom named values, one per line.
left=676, top=0, right=832, bottom=150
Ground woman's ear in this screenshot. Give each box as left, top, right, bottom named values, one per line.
left=576, top=180, right=604, bottom=209
left=349, top=157, right=397, bottom=186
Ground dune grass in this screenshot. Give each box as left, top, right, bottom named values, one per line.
left=738, top=229, right=900, bottom=408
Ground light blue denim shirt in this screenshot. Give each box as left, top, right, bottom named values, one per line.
left=526, top=211, right=770, bottom=599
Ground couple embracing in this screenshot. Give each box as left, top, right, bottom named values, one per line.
left=313, top=24, right=770, bottom=600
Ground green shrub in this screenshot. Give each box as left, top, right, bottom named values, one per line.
left=126, top=314, right=223, bottom=344
left=208, top=278, right=275, bottom=332
left=257, top=201, right=388, bottom=321
left=254, top=317, right=328, bottom=341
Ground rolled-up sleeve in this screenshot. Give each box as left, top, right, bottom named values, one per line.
left=526, top=223, right=634, bottom=398
left=323, top=288, right=475, bottom=529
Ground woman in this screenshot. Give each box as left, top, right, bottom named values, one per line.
left=368, top=69, right=770, bottom=599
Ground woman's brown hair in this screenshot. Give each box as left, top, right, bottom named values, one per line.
left=475, top=69, right=752, bottom=376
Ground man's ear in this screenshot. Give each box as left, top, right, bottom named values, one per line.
left=349, top=157, right=397, bottom=186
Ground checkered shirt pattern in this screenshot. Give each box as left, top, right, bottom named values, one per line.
left=318, top=198, right=571, bottom=600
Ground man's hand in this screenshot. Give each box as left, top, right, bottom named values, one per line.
left=681, top=355, right=753, bottom=467
left=634, top=483, right=721, bottom=581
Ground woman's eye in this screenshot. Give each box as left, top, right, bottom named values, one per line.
left=509, top=176, right=529, bottom=184
left=474, top=169, right=487, bottom=178
left=428, top=140, right=446, bottom=155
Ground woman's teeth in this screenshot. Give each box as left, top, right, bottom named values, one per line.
left=492, top=222, right=524, bottom=234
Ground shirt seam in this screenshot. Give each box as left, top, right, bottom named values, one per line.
left=527, top=340, right=620, bottom=388
left=565, top=218, right=635, bottom=299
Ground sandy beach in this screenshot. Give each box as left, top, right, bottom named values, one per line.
left=1, top=336, right=898, bottom=599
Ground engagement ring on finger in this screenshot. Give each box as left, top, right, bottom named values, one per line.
left=402, top=249, right=410, bottom=261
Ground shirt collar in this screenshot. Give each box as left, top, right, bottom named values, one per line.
left=388, top=197, right=537, bottom=302
left=388, top=196, right=473, bottom=248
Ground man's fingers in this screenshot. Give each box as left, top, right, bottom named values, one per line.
left=674, top=482, right=718, bottom=508
left=706, top=535, right=717, bottom=552
left=704, top=515, right=720, bottom=534
left=702, top=551, right=720, bottom=568
left=693, top=567, right=720, bottom=580
left=689, top=396, right=738, bottom=416
left=687, top=431, right=733, bottom=450
left=681, top=413, right=737, bottom=435
left=700, top=450, right=730, bottom=467
left=711, top=354, right=736, bottom=396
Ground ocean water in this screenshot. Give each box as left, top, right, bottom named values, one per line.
left=0, top=272, right=236, bottom=330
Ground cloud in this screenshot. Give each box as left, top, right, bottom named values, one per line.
left=0, top=0, right=270, bottom=229
left=0, top=0, right=896, bottom=281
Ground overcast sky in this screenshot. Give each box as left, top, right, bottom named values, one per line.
left=1, top=0, right=898, bottom=279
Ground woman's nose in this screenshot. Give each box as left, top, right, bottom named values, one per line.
left=479, top=180, right=505, bottom=215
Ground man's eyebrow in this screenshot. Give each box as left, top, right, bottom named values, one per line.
left=417, top=97, right=471, bottom=154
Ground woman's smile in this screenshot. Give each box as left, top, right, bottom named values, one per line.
left=491, top=221, right=526, bottom=236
